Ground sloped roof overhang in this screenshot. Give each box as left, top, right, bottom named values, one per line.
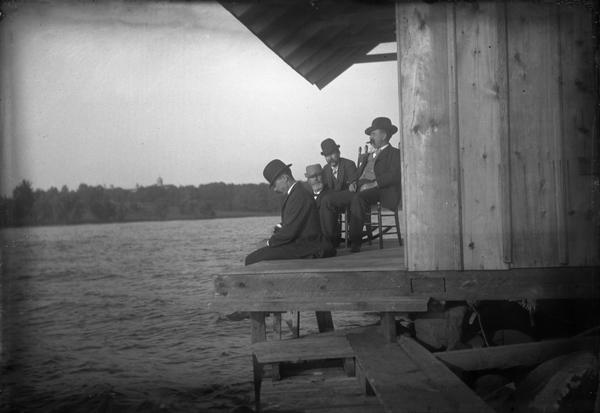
left=218, top=0, right=396, bottom=89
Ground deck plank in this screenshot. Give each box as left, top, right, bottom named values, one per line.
left=212, top=265, right=599, bottom=309
left=230, top=245, right=404, bottom=275
left=209, top=296, right=429, bottom=312
left=348, top=331, right=493, bottom=413
left=253, top=336, right=354, bottom=364
left=397, top=336, right=493, bottom=412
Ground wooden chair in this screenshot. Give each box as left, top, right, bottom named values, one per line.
left=339, top=208, right=373, bottom=248
left=365, top=202, right=402, bottom=249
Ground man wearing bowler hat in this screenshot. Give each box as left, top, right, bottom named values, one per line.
left=245, top=159, right=336, bottom=265
left=320, top=138, right=357, bottom=193
left=320, top=117, right=402, bottom=252
left=304, top=163, right=328, bottom=208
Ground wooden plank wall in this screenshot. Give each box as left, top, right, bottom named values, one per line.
left=397, top=3, right=462, bottom=271
left=559, top=6, right=598, bottom=265
left=396, top=1, right=598, bottom=271
left=455, top=2, right=508, bottom=270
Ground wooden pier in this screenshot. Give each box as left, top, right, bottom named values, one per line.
left=210, top=1, right=599, bottom=410
left=210, top=244, right=599, bottom=412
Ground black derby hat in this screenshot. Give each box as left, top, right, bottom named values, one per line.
left=263, top=159, right=292, bottom=186
left=320, top=138, right=340, bottom=156
left=365, top=117, right=398, bottom=136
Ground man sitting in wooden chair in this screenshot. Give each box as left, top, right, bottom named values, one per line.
left=320, top=138, right=357, bottom=193
left=320, top=117, right=402, bottom=253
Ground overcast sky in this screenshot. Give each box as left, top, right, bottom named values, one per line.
left=0, top=1, right=398, bottom=195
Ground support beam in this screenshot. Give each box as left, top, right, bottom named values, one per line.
left=380, top=312, right=396, bottom=343
left=355, top=53, right=397, bottom=64
left=251, top=311, right=267, bottom=343
left=435, top=335, right=599, bottom=371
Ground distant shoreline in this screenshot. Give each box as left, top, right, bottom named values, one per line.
left=0, top=210, right=278, bottom=229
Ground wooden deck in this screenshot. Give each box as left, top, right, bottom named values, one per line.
left=211, top=245, right=599, bottom=312
left=210, top=244, right=599, bottom=412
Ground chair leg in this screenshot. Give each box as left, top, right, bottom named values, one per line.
left=377, top=202, right=383, bottom=249
left=345, top=209, right=350, bottom=248
left=394, top=209, right=402, bottom=246
left=366, top=211, right=373, bottom=245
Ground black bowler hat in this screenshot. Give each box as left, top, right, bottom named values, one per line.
left=320, top=138, right=340, bottom=156
left=365, top=117, right=398, bottom=137
left=263, top=159, right=292, bottom=186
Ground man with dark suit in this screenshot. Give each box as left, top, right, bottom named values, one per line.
left=245, top=159, right=336, bottom=265
left=304, top=163, right=328, bottom=209
left=320, top=117, right=402, bottom=252
left=320, top=138, right=357, bottom=192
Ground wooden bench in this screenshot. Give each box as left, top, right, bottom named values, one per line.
left=252, top=335, right=357, bottom=412
left=348, top=330, right=493, bottom=413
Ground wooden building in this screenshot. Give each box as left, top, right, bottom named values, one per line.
left=212, top=1, right=599, bottom=411
left=220, top=0, right=598, bottom=271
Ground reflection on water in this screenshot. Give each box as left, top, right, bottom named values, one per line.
left=1, top=217, right=378, bottom=411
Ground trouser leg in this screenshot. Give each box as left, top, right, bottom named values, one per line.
left=245, top=244, right=301, bottom=265
left=349, top=188, right=381, bottom=248
left=320, top=191, right=355, bottom=245
left=245, top=240, right=326, bottom=266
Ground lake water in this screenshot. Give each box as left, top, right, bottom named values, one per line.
left=1, top=217, right=377, bottom=412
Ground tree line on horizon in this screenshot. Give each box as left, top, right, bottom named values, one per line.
left=0, top=180, right=283, bottom=227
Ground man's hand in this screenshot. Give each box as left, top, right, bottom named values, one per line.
left=358, top=152, right=368, bottom=165
left=254, top=238, right=270, bottom=249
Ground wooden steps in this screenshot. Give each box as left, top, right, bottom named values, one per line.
left=253, top=335, right=354, bottom=364
left=253, top=335, right=358, bottom=411
left=348, top=331, right=493, bottom=413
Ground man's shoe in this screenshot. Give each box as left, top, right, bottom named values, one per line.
left=350, top=245, right=361, bottom=253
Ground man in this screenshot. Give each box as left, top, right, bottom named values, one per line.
left=245, top=159, right=336, bottom=265
left=304, top=163, right=327, bottom=208
left=320, top=117, right=402, bottom=252
left=320, top=138, right=357, bottom=192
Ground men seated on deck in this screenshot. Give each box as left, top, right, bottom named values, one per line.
left=320, top=138, right=357, bottom=192
left=320, top=117, right=402, bottom=253
left=304, top=163, right=327, bottom=208
left=245, top=159, right=336, bottom=265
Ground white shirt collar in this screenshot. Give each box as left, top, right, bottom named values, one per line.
left=287, top=181, right=297, bottom=195
left=373, top=144, right=389, bottom=157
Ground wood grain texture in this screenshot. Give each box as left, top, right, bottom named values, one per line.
left=348, top=331, right=492, bottom=412
left=455, top=2, right=509, bottom=270
left=558, top=4, right=599, bottom=266
left=435, top=335, right=599, bottom=371
left=506, top=3, right=562, bottom=267
left=397, top=3, right=462, bottom=271
left=398, top=336, right=493, bottom=412
left=252, top=335, right=353, bottom=364
left=210, top=267, right=600, bottom=313
left=209, top=297, right=430, bottom=312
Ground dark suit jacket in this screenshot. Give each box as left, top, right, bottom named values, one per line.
left=356, top=145, right=402, bottom=210
left=268, top=182, right=322, bottom=248
left=322, top=157, right=357, bottom=192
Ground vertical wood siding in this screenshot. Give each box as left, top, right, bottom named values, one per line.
left=558, top=6, right=598, bottom=265
left=455, top=2, right=509, bottom=270
left=397, top=3, right=462, bottom=271
left=396, top=1, right=597, bottom=270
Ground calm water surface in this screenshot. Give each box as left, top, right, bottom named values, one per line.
left=1, top=217, right=377, bottom=411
